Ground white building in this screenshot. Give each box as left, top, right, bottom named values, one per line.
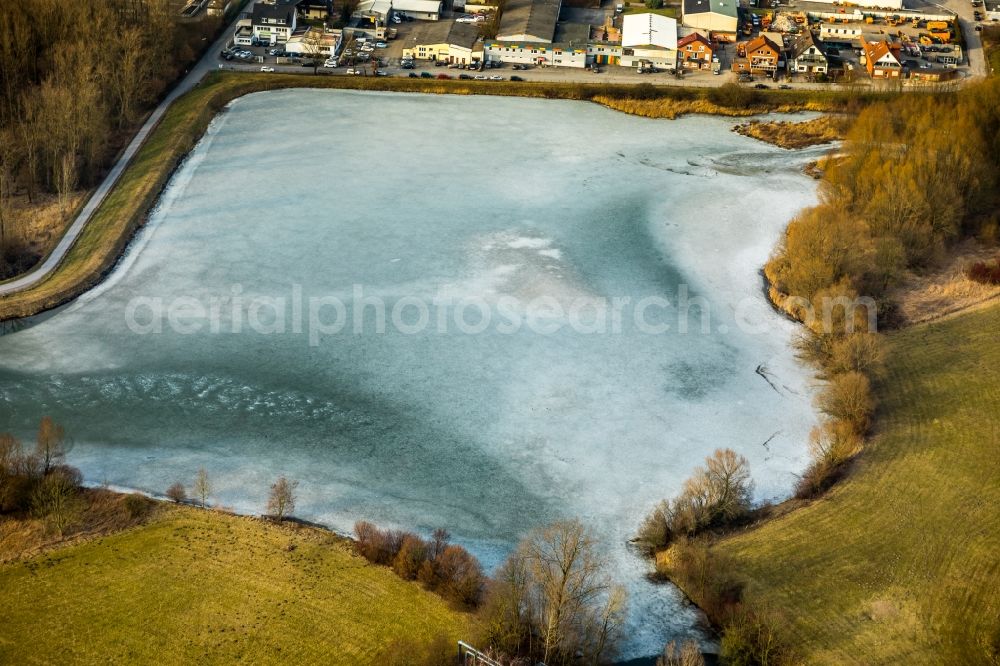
left=621, top=13, right=678, bottom=68
left=354, top=0, right=443, bottom=21
left=819, top=24, right=863, bottom=42
left=485, top=23, right=589, bottom=68
left=251, top=1, right=298, bottom=44
left=285, top=27, right=342, bottom=58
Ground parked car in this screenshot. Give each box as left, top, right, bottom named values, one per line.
left=408, top=72, right=419, bottom=77
left=375, top=41, right=388, bottom=48
left=459, top=73, right=473, bottom=79
left=346, top=68, right=358, bottom=74
left=779, top=83, right=791, bottom=89
left=437, top=73, right=452, bottom=79
left=754, top=83, right=769, bottom=89
left=489, top=75, right=503, bottom=80
left=510, top=75, right=524, bottom=81
left=420, top=71, right=433, bottom=78
left=260, top=66, right=275, bottom=72
left=375, top=70, right=388, bottom=76
left=323, top=62, right=337, bottom=68
left=435, top=60, right=448, bottom=66
left=474, top=74, right=488, bottom=80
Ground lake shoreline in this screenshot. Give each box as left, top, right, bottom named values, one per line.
left=0, top=72, right=866, bottom=323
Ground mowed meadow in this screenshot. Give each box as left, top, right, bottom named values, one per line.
left=0, top=507, right=475, bottom=664
left=715, top=302, right=1000, bottom=664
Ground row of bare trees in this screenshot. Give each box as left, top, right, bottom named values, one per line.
left=166, top=470, right=299, bottom=523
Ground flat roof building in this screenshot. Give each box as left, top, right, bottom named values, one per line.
left=496, top=0, right=562, bottom=42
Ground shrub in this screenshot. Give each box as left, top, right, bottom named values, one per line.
left=795, top=420, right=862, bottom=499
left=430, top=544, right=485, bottom=608
left=392, top=534, right=428, bottom=580
left=645, top=0, right=664, bottom=8
left=123, top=492, right=153, bottom=519
left=637, top=449, right=754, bottom=548
left=708, top=83, right=757, bottom=109
left=636, top=499, right=673, bottom=552
left=828, top=332, right=885, bottom=378
left=165, top=482, right=186, bottom=503
left=817, top=372, right=874, bottom=435
left=629, top=82, right=659, bottom=100
left=965, top=256, right=1000, bottom=285
left=353, top=521, right=404, bottom=565
left=719, top=606, right=788, bottom=666
left=658, top=639, right=705, bottom=666
left=30, top=467, right=83, bottom=536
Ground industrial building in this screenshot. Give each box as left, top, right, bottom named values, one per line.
left=402, top=22, right=483, bottom=63
left=681, top=0, right=738, bottom=34
left=620, top=13, right=678, bottom=69
left=354, top=0, right=443, bottom=22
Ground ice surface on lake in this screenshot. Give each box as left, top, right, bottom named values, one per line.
left=0, top=90, right=823, bottom=657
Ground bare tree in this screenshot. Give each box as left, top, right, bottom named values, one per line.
left=106, top=26, right=151, bottom=128
left=56, top=150, right=76, bottom=218
left=521, top=520, right=624, bottom=665
left=30, top=467, right=83, bottom=537
left=702, top=448, right=754, bottom=523
left=193, top=468, right=211, bottom=508
left=301, top=27, right=327, bottom=74
left=585, top=583, right=628, bottom=664
left=658, top=639, right=705, bottom=666
left=35, top=416, right=67, bottom=475
left=165, top=482, right=186, bottom=503
left=266, top=475, right=298, bottom=520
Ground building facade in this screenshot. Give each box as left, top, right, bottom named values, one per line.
left=790, top=32, right=828, bottom=74
left=252, top=1, right=297, bottom=44
left=676, top=32, right=714, bottom=69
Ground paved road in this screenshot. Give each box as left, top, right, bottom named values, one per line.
left=0, top=8, right=246, bottom=297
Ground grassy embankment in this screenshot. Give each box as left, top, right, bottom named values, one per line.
left=0, top=70, right=884, bottom=321
left=670, top=303, right=1000, bottom=663
left=0, top=504, right=475, bottom=664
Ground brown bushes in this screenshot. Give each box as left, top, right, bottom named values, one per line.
left=354, top=521, right=485, bottom=608
left=659, top=538, right=793, bottom=665
left=965, top=255, right=1000, bottom=285
left=794, top=420, right=863, bottom=499
left=816, top=371, right=875, bottom=436
left=636, top=449, right=754, bottom=552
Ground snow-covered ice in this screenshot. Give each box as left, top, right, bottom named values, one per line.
left=0, top=90, right=824, bottom=657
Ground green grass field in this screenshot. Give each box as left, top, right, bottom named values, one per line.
left=714, top=304, right=1000, bottom=664
left=0, top=507, right=475, bottom=664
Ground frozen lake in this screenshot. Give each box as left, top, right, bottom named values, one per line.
left=0, top=90, right=822, bottom=657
